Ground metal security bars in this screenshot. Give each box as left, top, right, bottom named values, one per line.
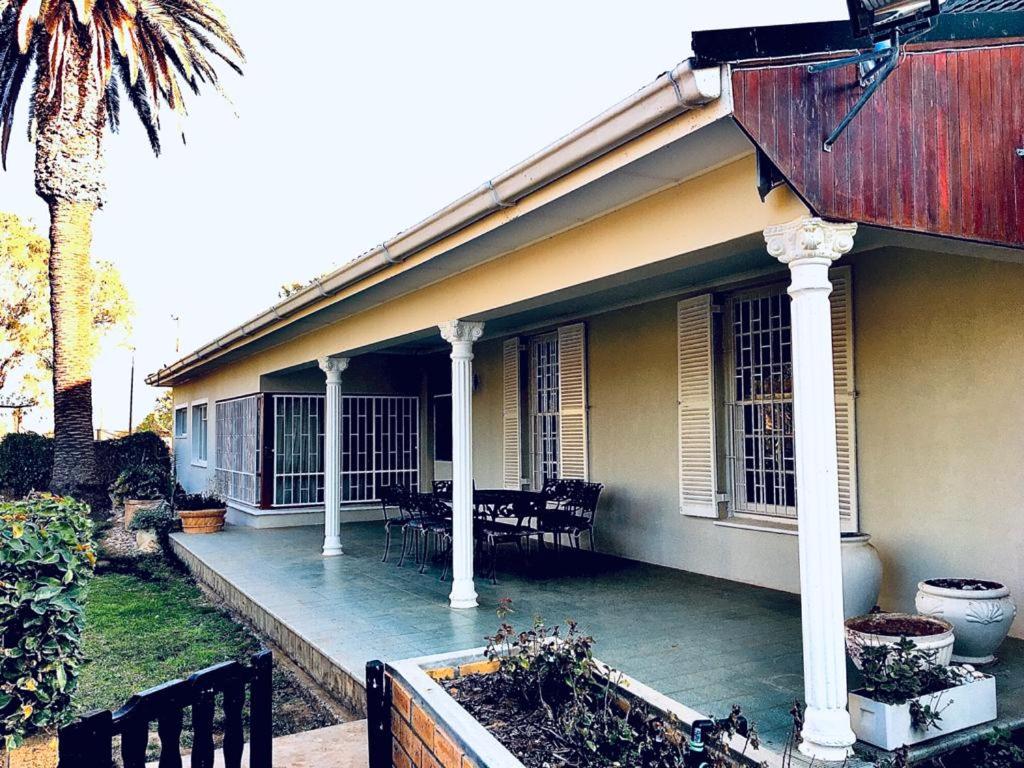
left=529, top=334, right=560, bottom=490
left=340, top=395, right=420, bottom=503
left=273, top=395, right=325, bottom=507
left=726, top=287, right=797, bottom=519
left=215, top=396, right=262, bottom=505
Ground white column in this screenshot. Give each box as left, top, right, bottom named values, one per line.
left=764, top=217, right=858, bottom=762
left=318, top=355, right=350, bottom=557
left=439, top=320, right=485, bottom=609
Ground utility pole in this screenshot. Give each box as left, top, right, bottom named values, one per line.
left=127, top=348, right=136, bottom=434
left=170, top=314, right=181, bottom=354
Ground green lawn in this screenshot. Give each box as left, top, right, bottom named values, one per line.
left=76, top=555, right=259, bottom=715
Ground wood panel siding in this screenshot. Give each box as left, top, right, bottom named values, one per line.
left=732, top=44, right=1024, bottom=248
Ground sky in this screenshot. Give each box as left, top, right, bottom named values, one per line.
left=0, top=0, right=847, bottom=433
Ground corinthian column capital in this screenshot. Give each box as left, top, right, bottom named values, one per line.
left=318, top=355, right=350, bottom=384
left=438, top=320, right=485, bottom=345
left=764, top=217, right=857, bottom=267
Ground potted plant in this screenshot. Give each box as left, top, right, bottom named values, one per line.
left=845, top=613, right=954, bottom=669
left=916, top=578, right=1018, bottom=664
left=848, top=638, right=996, bottom=750
left=126, top=502, right=177, bottom=553
left=110, top=464, right=170, bottom=530
left=175, top=492, right=226, bottom=534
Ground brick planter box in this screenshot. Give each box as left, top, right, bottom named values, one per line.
left=366, top=648, right=774, bottom=768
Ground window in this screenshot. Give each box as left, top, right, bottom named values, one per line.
left=174, top=406, right=188, bottom=438
left=433, top=394, right=452, bottom=462
left=726, top=286, right=796, bottom=519
left=191, top=402, right=208, bottom=465
left=340, top=395, right=419, bottom=503
left=274, top=395, right=325, bottom=506
left=529, top=334, right=560, bottom=489
left=215, top=396, right=261, bottom=505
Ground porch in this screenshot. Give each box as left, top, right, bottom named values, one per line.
left=171, top=522, right=1024, bottom=762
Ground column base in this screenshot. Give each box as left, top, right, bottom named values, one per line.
left=322, top=537, right=344, bottom=557
left=799, top=709, right=856, bottom=762
left=449, top=579, right=478, bottom=609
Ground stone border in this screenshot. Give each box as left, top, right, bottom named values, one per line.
left=170, top=536, right=367, bottom=715
left=383, top=647, right=791, bottom=768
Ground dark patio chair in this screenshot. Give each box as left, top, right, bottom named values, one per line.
left=473, top=491, right=540, bottom=583
left=380, top=484, right=412, bottom=563
left=432, top=479, right=453, bottom=501
left=401, top=493, right=453, bottom=577
left=537, top=481, right=603, bottom=551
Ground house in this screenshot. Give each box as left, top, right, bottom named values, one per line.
left=149, top=2, right=1024, bottom=760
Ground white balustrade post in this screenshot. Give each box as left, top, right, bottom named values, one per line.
left=318, top=355, right=350, bottom=557
left=439, top=320, right=485, bottom=609
left=764, top=217, right=858, bottom=762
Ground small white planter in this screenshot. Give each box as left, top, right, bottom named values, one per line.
left=916, top=579, right=1018, bottom=664
left=849, top=672, right=996, bottom=751
left=845, top=613, right=954, bottom=670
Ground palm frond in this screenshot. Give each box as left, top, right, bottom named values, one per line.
left=0, top=9, right=32, bottom=168
left=114, top=55, right=159, bottom=154
left=104, top=76, right=119, bottom=132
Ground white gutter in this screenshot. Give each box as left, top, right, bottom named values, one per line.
left=148, top=59, right=722, bottom=386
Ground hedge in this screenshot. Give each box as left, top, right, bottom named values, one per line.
left=0, top=431, right=170, bottom=501
left=0, top=496, right=95, bottom=748
left=0, top=434, right=52, bottom=498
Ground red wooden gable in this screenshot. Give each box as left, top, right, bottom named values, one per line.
left=732, top=44, right=1024, bottom=248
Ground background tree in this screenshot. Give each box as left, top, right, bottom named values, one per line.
left=136, top=390, right=172, bottom=438
left=0, top=211, right=132, bottom=411
left=0, top=1, right=243, bottom=494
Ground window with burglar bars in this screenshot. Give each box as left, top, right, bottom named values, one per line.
left=340, top=395, right=420, bottom=503
left=529, top=334, right=559, bottom=490
left=273, top=395, right=325, bottom=507
left=726, top=287, right=797, bottom=519
left=214, top=396, right=261, bottom=506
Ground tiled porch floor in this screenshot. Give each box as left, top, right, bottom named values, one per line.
left=171, top=522, right=1024, bottom=757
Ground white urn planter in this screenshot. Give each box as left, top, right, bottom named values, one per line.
left=845, top=613, right=955, bottom=670
left=841, top=532, right=883, bottom=619
left=849, top=669, right=996, bottom=750
left=916, top=579, right=1017, bottom=664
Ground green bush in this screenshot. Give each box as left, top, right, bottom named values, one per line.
left=0, top=433, right=53, bottom=498
left=110, top=463, right=171, bottom=502
left=95, top=432, right=170, bottom=491
left=0, top=495, right=95, bottom=748
left=174, top=492, right=224, bottom=511
left=127, top=501, right=176, bottom=532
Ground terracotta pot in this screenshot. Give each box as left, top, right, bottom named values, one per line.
left=123, top=498, right=163, bottom=530
left=841, top=532, right=883, bottom=619
left=2, top=733, right=58, bottom=768
left=179, top=508, right=226, bottom=534
left=844, top=612, right=955, bottom=669
left=916, top=579, right=1017, bottom=664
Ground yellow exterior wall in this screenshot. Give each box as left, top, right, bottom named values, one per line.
left=470, top=247, right=1024, bottom=637
left=854, top=248, right=1024, bottom=636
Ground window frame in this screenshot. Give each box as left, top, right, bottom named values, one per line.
left=173, top=404, right=189, bottom=439
left=723, top=282, right=798, bottom=523
left=190, top=399, right=209, bottom=467
left=527, top=332, right=560, bottom=490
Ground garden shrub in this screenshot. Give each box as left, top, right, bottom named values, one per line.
left=0, top=495, right=95, bottom=749
left=110, top=463, right=171, bottom=502
left=0, top=433, right=53, bottom=498
left=95, top=432, right=170, bottom=491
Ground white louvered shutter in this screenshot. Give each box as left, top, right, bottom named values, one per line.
left=830, top=266, right=858, bottom=531
left=502, top=338, right=522, bottom=490
left=678, top=295, right=718, bottom=517
left=557, top=323, right=589, bottom=481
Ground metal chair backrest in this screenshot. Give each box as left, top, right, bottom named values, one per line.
left=380, top=484, right=409, bottom=522
left=570, top=482, right=604, bottom=523
left=432, top=479, right=453, bottom=501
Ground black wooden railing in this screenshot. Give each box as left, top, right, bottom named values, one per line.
left=58, top=650, right=273, bottom=768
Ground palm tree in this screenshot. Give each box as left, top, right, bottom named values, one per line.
left=0, top=0, right=243, bottom=494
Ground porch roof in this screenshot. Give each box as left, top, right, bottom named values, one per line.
left=147, top=60, right=733, bottom=387
left=170, top=522, right=1024, bottom=763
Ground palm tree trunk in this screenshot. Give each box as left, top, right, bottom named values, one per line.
left=34, top=29, right=106, bottom=495
left=47, top=199, right=98, bottom=493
